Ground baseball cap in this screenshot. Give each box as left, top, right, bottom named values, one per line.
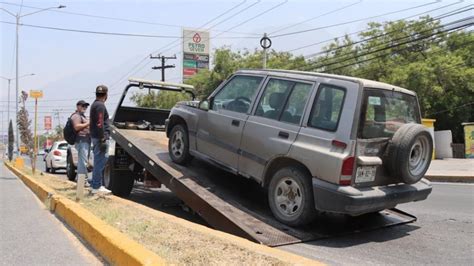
left=76, top=100, right=90, bottom=106
left=95, top=85, right=108, bottom=94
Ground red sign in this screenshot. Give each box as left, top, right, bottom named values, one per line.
left=44, top=116, right=52, bottom=130
left=183, top=68, right=198, bottom=76
left=193, top=33, right=201, bottom=43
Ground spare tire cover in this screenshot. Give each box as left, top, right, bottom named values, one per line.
left=386, top=123, right=433, bottom=184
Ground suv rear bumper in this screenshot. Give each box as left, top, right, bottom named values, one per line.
left=312, top=178, right=432, bottom=216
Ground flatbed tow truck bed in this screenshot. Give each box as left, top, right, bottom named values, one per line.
left=111, top=126, right=416, bottom=247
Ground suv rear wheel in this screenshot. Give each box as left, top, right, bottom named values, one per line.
left=268, top=166, right=316, bottom=226
left=168, top=124, right=192, bottom=165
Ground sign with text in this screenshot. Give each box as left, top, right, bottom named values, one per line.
left=182, top=28, right=210, bottom=81
left=30, top=90, right=43, bottom=99
left=44, top=116, right=52, bottom=130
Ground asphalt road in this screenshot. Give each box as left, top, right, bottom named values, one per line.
left=33, top=156, right=473, bottom=265
left=0, top=158, right=103, bottom=265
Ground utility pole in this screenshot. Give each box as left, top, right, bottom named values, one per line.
left=52, top=109, right=62, bottom=131
left=0, top=4, right=65, bottom=152
left=260, top=33, right=272, bottom=69
left=150, top=54, right=176, bottom=81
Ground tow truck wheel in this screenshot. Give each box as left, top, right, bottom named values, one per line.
left=168, top=124, right=192, bottom=165
left=104, top=161, right=134, bottom=197
left=268, top=166, right=316, bottom=226
left=66, top=154, right=77, bottom=181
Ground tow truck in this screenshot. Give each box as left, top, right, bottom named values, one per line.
left=104, top=78, right=416, bottom=246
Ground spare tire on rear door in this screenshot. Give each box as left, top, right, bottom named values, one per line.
left=386, top=123, right=433, bottom=184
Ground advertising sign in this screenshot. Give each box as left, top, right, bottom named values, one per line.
left=44, top=116, right=52, bottom=130
left=30, top=90, right=43, bottom=99
left=182, top=29, right=210, bottom=81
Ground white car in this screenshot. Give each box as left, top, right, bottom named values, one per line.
left=44, top=141, right=68, bottom=173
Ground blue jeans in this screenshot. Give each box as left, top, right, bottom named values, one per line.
left=75, top=140, right=90, bottom=175
left=91, top=138, right=109, bottom=189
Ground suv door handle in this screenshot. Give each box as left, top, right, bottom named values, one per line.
left=231, top=120, right=240, bottom=127
left=278, top=131, right=289, bottom=139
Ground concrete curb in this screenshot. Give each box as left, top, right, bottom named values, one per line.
left=425, top=175, right=474, bottom=183
left=5, top=162, right=166, bottom=266
left=5, top=162, right=322, bottom=265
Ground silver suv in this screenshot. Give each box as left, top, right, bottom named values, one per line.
left=166, top=69, right=433, bottom=226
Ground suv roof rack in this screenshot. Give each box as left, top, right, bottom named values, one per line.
left=128, top=77, right=195, bottom=90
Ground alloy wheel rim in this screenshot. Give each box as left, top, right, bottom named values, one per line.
left=171, top=130, right=184, bottom=158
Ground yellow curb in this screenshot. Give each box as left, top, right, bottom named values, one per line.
left=5, top=162, right=323, bottom=265
left=4, top=162, right=166, bottom=266
left=425, top=175, right=474, bottom=183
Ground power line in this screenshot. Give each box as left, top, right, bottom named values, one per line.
left=317, top=30, right=473, bottom=73
left=301, top=17, right=473, bottom=71
left=287, top=1, right=467, bottom=53
left=106, top=1, right=263, bottom=91
left=269, top=0, right=363, bottom=35
left=270, top=0, right=448, bottom=38
left=159, top=0, right=289, bottom=58
left=303, top=5, right=473, bottom=59
left=0, top=20, right=260, bottom=39
left=0, top=1, right=260, bottom=36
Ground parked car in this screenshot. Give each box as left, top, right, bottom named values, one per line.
left=166, top=69, right=433, bottom=226
left=44, top=141, right=68, bottom=173
left=66, top=144, right=93, bottom=181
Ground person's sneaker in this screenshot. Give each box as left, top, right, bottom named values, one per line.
left=91, top=186, right=111, bottom=195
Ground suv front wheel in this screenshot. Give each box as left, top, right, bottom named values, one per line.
left=268, top=166, right=316, bottom=226
left=168, top=124, right=192, bottom=165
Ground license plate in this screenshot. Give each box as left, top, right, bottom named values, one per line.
left=355, top=166, right=377, bottom=183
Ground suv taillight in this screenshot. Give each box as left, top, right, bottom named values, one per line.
left=340, top=156, right=354, bottom=186
left=53, top=150, right=61, bottom=156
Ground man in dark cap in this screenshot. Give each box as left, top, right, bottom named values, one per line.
left=71, top=100, right=91, bottom=198
left=89, top=85, right=111, bottom=194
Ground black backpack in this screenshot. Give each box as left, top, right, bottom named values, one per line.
left=63, top=113, right=84, bottom=145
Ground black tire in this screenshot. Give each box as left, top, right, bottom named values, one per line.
left=268, top=166, right=316, bottom=226
left=168, top=124, right=192, bottom=165
left=50, top=161, right=56, bottom=174
left=45, top=161, right=50, bottom=173
left=104, top=160, right=134, bottom=197
left=386, top=124, right=433, bottom=184
left=66, top=154, right=77, bottom=181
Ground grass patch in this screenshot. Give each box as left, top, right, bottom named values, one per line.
left=21, top=168, right=289, bottom=265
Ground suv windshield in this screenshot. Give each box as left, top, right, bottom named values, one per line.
left=360, top=88, right=420, bottom=139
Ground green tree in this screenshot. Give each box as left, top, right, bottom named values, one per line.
left=8, top=120, right=13, bottom=161
left=307, top=16, right=473, bottom=142
left=130, top=90, right=192, bottom=109
left=186, top=48, right=309, bottom=98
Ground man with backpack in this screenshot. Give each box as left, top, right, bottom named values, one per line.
left=89, top=85, right=112, bottom=194
left=71, top=100, right=91, bottom=199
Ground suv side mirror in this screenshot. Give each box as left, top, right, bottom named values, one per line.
left=199, top=100, right=209, bottom=111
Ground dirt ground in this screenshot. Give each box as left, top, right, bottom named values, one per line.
left=23, top=169, right=289, bottom=265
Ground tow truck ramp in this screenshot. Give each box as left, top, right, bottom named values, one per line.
left=111, top=126, right=416, bottom=247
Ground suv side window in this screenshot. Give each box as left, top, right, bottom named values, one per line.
left=212, top=75, right=263, bottom=114
left=281, top=83, right=312, bottom=124
left=255, top=79, right=312, bottom=125
left=308, top=84, right=345, bottom=131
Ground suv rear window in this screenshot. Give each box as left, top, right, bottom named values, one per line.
left=360, top=88, right=420, bottom=139
left=308, top=84, right=345, bottom=131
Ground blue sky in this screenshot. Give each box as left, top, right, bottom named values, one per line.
left=0, top=0, right=470, bottom=133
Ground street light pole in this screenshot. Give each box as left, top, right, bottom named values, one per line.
left=15, top=15, right=19, bottom=151
left=1, top=73, right=35, bottom=151
left=0, top=5, right=65, bottom=152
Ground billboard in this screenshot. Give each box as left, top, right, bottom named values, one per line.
left=182, top=29, right=210, bottom=81
left=44, top=116, right=52, bottom=130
